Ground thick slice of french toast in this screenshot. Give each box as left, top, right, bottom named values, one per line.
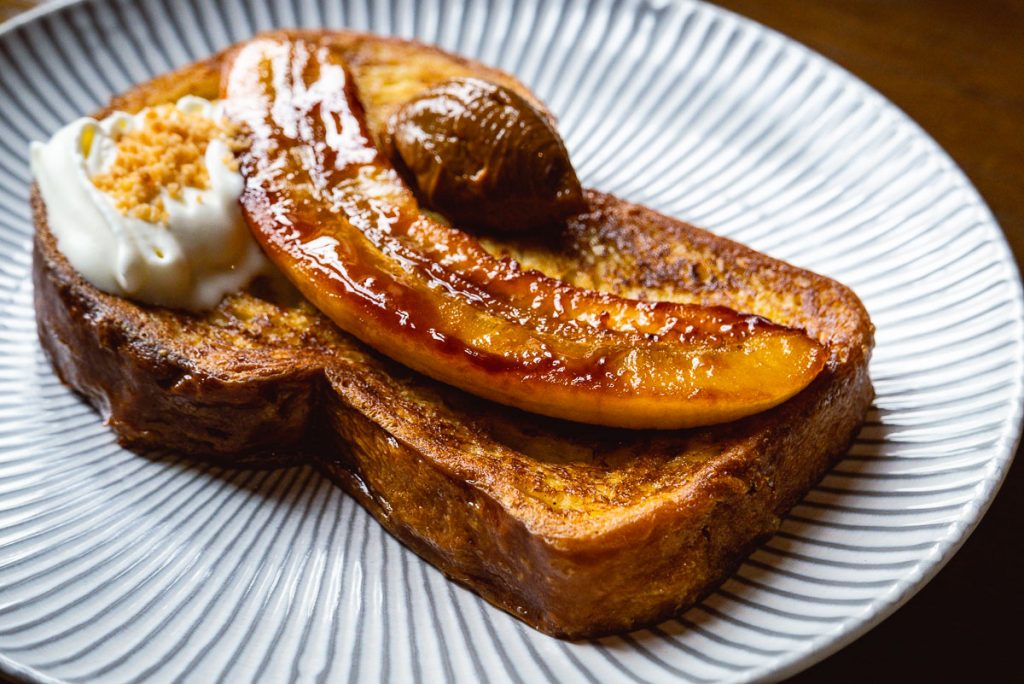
left=33, top=31, right=873, bottom=638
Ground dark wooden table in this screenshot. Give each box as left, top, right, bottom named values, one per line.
left=2, top=0, right=1021, bottom=681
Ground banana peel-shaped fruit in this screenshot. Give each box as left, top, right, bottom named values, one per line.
left=223, top=38, right=825, bottom=429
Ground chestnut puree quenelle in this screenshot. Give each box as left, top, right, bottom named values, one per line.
left=385, top=77, right=585, bottom=234
left=223, top=38, right=825, bottom=429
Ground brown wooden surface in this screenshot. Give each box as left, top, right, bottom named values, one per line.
left=2, top=0, right=1022, bottom=681
left=0, top=0, right=33, bottom=21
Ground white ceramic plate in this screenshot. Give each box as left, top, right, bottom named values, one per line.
left=1, top=0, right=1021, bottom=682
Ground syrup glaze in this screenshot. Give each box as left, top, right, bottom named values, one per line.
left=223, top=38, right=825, bottom=428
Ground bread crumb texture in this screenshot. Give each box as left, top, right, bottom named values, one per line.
left=91, top=105, right=240, bottom=224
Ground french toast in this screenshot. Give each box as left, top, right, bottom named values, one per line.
left=32, top=30, right=874, bottom=638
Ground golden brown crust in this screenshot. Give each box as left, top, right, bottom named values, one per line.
left=32, top=190, right=336, bottom=465
left=32, top=31, right=874, bottom=638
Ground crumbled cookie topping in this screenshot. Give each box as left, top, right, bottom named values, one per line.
left=91, top=105, right=242, bottom=223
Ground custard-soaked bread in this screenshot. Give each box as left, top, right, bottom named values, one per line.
left=33, top=30, right=873, bottom=637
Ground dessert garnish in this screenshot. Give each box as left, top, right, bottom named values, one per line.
left=385, top=77, right=585, bottom=233
left=224, top=39, right=825, bottom=429
left=30, top=96, right=267, bottom=310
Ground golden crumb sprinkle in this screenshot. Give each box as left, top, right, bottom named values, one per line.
left=91, top=105, right=243, bottom=224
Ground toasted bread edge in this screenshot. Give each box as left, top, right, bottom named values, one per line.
left=31, top=31, right=874, bottom=638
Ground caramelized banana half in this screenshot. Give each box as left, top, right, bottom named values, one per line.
left=223, top=39, right=825, bottom=429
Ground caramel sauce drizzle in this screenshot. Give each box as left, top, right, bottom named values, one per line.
left=224, top=38, right=824, bottom=428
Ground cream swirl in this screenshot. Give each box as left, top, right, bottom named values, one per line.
left=30, top=96, right=268, bottom=311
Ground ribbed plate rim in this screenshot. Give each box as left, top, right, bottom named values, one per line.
left=700, top=2, right=1024, bottom=679
left=0, top=0, right=1021, bottom=682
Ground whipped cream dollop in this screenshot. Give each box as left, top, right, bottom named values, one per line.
left=30, top=96, right=268, bottom=311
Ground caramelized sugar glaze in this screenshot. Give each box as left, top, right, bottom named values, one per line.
left=224, top=39, right=825, bottom=429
